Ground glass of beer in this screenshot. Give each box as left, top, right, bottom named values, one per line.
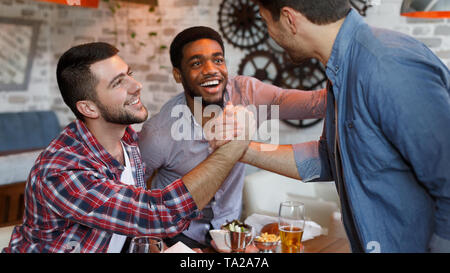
left=129, top=236, right=163, bottom=253
left=278, top=201, right=305, bottom=253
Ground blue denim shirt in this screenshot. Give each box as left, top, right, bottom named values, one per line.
left=295, top=10, right=450, bottom=252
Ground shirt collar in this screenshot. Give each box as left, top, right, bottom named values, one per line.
left=326, top=9, right=366, bottom=83
left=74, top=119, right=138, bottom=169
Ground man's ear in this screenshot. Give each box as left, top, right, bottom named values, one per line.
left=172, top=68, right=182, bottom=83
left=280, top=7, right=298, bottom=35
left=76, top=100, right=100, bottom=120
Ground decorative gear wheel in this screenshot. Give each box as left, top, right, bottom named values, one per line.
left=238, top=50, right=281, bottom=84
left=277, top=58, right=327, bottom=91
left=218, top=0, right=268, bottom=49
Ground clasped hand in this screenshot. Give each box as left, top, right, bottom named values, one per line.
left=204, top=102, right=257, bottom=150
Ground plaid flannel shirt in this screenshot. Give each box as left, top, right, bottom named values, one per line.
left=2, top=120, right=200, bottom=253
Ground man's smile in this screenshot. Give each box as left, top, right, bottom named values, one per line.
left=199, top=78, right=223, bottom=94
left=125, top=97, right=142, bottom=108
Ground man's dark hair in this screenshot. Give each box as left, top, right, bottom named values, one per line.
left=56, top=42, right=119, bottom=121
left=170, top=26, right=225, bottom=70
left=257, top=0, right=351, bottom=25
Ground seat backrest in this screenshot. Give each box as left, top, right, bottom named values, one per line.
left=0, top=111, right=60, bottom=153
left=242, top=170, right=340, bottom=229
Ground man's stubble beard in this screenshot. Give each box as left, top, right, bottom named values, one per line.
left=96, top=100, right=149, bottom=125
left=285, top=45, right=312, bottom=65
left=274, top=31, right=311, bottom=65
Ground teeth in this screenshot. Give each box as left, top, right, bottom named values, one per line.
left=129, top=99, right=139, bottom=105
left=200, top=80, right=219, bottom=87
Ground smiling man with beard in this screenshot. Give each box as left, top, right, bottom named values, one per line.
left=3, top=42, right=252, bottom=253
left=138, top=26, right=328, bottom=249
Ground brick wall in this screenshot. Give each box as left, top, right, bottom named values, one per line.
left=365, top=0, right=450, bottom=67
left=0, top=0, right=448, bottom=129
left=0, top=0, right=245, bottom=126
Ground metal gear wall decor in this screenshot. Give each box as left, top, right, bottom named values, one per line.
left=277, top=58, right=327, bottom=91
left=218, top=0, right=268, bottom=49
left=237, top=49, right=326, bottom=129
left=237, top=50, right=281, bottom=84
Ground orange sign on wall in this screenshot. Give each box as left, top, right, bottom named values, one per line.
left=37, top=0, right=99, bottom=8
left=401, top=11, right=450, bottom=18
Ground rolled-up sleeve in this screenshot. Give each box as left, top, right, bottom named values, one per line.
left=292, top=135, right=333, bottom=182
left=292, top=141, right=321, bottom=182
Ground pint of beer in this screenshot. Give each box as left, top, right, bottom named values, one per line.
left=279, top=226, right=304, bottom=253
left=278, top=201, right=305, bottom=253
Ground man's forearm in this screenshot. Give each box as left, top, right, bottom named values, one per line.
left=182, top=140, right=249, bottom=210
left=240, top=142, right=301, bottom=180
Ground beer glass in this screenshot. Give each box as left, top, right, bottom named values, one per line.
left=129, top=236, right=163, bottom=253
left=278, top=201, right=305, bottom=253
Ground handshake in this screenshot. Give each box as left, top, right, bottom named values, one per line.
left=204, top=102, right=257, bottom=150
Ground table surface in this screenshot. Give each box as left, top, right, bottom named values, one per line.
left=303, top=215, right=351, bottom=253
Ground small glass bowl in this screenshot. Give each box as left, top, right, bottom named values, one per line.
left=253, top=237, right=280, bottom=253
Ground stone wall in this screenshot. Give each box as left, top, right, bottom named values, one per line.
left=0, top=0, right=448, bottom=132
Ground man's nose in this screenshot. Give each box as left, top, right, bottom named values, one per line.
left=128, top=76, right=142, bottom=94
left=202, top=60, right=218, bottom=76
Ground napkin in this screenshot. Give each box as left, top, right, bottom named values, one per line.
left=244, top=213, right=324, bottom=241
left=163, top=241, right=196, bottom=253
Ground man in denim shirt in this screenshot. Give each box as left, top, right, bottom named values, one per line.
left=236, top=0, right=450, bottom=252
left=138, top=26, right=327, bottom=248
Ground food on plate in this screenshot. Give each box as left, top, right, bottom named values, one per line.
left=254, top=232, right=280, bottom=253
left=221, top=220, right=251, bottom=233
left=255, top=232, right=280, bottom=243
left=261, top=222, right=279, bottom=236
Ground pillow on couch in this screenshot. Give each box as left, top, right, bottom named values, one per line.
left=0, top=111, right=60, bottom=153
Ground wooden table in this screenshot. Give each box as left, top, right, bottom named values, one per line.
left=303, top=214, right=351, bottom=253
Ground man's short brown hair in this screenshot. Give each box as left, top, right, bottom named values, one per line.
left=56, top=42, right=119, bottom=121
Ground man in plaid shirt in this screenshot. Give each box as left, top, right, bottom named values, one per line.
left=2, top=42, right=251, bottom=253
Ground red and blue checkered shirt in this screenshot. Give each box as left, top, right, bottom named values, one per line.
left=2, top=120, right=200, bottom=253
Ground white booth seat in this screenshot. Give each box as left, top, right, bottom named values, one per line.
left=0, top=150, right=41, bottom=186
left=0, top=225, right=14, bottom=250
left=242, top=170, right=341, bottom=231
